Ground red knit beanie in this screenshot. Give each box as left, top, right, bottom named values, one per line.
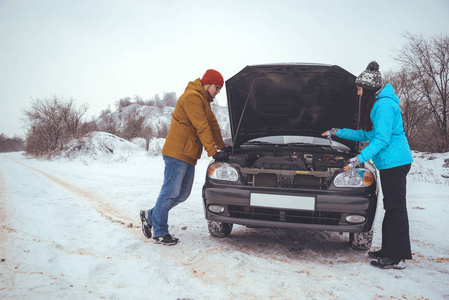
left=201, top=69, right=224, bottom=87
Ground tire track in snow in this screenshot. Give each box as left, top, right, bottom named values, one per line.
left=3, top=158, right=363, bottom=296
left=0, top=162, right=18, bottom=292
left=8, top=158, right=140, bottom=232
left=3, top=157, right=241, bottom=298
left=3, top=158, right=297, bottom=298
left=0, top=163, right=18, bottom=293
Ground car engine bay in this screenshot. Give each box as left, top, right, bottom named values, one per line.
left=226, top=150, right=354, bottom=189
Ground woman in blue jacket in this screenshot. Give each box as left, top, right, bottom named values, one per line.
left=323, top=61, right=414, bottom=269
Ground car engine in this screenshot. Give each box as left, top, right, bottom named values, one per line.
left=227, top=151, right=351, bottom=189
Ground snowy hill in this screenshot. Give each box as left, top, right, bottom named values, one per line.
left=410, top=150, right=449, bottom=182
left=60, top=132, right=148, bottom=163
left=97, top=102, right=231, bottom=140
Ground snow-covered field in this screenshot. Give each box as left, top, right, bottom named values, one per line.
left=1, top=134, right=448, bottom=299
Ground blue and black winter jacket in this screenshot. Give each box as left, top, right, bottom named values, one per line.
left=337, top=82, right=413, bottom=170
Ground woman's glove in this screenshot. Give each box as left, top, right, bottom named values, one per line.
left=321, top=128, right=338, bottom=136
left=344, top=156, right=360, bottom=171
left=327, top=128, right=338, bottom=136
left=321, top=128, right=338, bottom=144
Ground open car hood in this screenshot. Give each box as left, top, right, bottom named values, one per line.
left=226, top=63, right=359, bottom=151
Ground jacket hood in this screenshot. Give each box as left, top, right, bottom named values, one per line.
left=376, top=82, right=400, bottom=105
left=225, top=63, right=359, bottom=148
left=185, top=78, right=213, bottom=102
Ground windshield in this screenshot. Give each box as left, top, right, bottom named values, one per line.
left=243, top=135, right=350, bottom=152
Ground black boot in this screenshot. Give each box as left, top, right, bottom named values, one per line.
left=368, top=249, right=385, bottom=259
left=371, top=257, right=405, bottom=269
left=153, top=234, right=179, bottom=246
left=140, top=210, right=152, bottom=238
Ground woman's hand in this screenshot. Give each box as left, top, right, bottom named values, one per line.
left=322, top=128, right=338, bottom=145
left=344, top=156, right=360, bottom=171
left=321, top=128, right=338, bottom=137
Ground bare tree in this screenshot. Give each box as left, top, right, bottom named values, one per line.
left=155, top=122, right=169, bottom=138
left=98, top=106, right=118, bottom=135
left=24, top=97, right=88, bottom=157
left=142, top=125, right=154, bottom=151
left=134, top=95, right=145, bottom=105
left=79, top=117, right=99, bottom=136
left=116, top=97, right=132, bottom=111
left=384, top=70, right=432, bottom=148
left=121, top=106, right=146, bottom=140
left=162, top=92, right=177, bottom=107
left=395, top=33, right=449, bottom=152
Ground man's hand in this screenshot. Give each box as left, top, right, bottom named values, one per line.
left=344, top=156, right=360, bottom=171
left=221, top=145, right=232, bottom=152
left=213, top=145, right=232, bottom=161
left=213, top=151, right=229, bottom=161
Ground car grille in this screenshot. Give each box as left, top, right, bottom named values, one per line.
left=228, top=205, right=340, bottom=225
left=252, top=174, right=324, bottom=189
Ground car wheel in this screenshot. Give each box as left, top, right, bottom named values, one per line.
left=349, top=230, right=373, bottom=250
left=207, top=221, right=233, bottom=237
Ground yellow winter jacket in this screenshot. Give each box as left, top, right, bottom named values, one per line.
left=162, top=78, right=225, bottom=165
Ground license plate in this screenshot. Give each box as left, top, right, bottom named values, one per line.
left=250, top=193, right=315, bottom=211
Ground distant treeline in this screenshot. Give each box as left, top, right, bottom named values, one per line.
left=0, top=134, right=25, bottom=152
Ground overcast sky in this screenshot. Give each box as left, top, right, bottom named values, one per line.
left=1, top=0, right=448, bottom=138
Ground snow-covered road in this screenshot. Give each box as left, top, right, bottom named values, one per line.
left=1, top=152, right=448, bottom=299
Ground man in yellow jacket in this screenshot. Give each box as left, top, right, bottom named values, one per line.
left=140, top=69, right=227, bottom=245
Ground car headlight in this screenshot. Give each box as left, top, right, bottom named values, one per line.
left=334, top=168, right=374, bottom=187
left=207, top=162, right=239, bottom=182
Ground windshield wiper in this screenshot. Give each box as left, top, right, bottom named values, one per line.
left=244, top=141, right=275, bottom=145
left=287, top=142, right=315, bottom=147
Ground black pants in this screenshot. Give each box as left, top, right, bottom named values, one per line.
left=379, top=163, right=412, bottom=260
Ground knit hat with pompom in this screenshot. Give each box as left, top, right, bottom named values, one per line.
left=355, top=61, right=382, bottom=90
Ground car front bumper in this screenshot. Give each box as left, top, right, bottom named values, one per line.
left=203, top=184, right=378, bottom=233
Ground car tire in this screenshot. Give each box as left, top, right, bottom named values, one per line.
left=349, top=230, right=373, bottom=250
left=207, top=221, right=233, bottom=237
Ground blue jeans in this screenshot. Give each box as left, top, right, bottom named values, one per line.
left=147, top=155, right=195, bottom=237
